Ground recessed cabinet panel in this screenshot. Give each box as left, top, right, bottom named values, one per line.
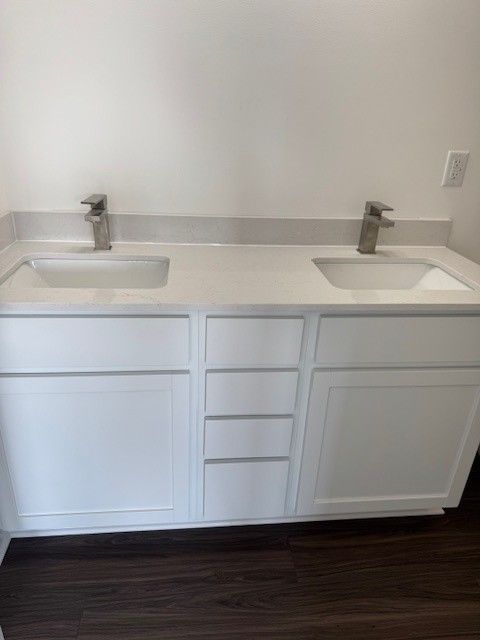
left=206, top=317, right=303, bottom=366
left=205, top=371, right=298, bottom=416
left=204, top=460, right=289, bottom=520
left=0, top=374, right=189, bottom=530
left=204, top=417, right=293, bottom=459
left=0, top=317, right=189, bottom=372
left=297, top=369, right=480, bottom=515
left=316, top=316, right=480, bottom=366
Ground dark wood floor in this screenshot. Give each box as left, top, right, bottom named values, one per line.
left=1, top=460, right=479, bottom=640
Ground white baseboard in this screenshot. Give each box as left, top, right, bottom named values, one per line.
left=0, top=531, right=11, bottom=565
left=10, top=508, right=444, bottom=539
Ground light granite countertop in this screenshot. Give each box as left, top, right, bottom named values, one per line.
left=0, top=240, right=480, bottom=314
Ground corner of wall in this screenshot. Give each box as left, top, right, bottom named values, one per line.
left=0, top=530, right=11, bottom=565
left=0, top=211, right=15, bottom=251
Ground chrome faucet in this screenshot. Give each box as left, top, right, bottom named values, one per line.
left=82, top=194, right=111, bottom=251
left=357, top=201, right=395, bottom=254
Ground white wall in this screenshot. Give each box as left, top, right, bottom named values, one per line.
left=0, top=184, right=8, bottom=217
left=0, top=156, right=8, bottom=215
left=0, top=1, right=479, bottom=259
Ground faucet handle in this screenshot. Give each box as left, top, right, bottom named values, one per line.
left=81, top=194, right=108, bottom=210
left=364, top=213, right=395, bottom=228
left=365, top=201, right=393, bottom=217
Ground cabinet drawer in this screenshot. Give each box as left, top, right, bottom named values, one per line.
left=204, top=417, right=293, bottom=459
left=316, top=316, right=480, bottom=366
left=0, top=316, right=189, bottom=372
left=204, top=460, right=289, bottom=520
left=205, top=371, right=298, bottom=415
left=206, top=317, right=303, bottom=366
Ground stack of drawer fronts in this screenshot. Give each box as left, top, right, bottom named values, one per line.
left=203, top=317, right=304, bottom=521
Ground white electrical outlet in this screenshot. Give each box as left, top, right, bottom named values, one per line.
left=442, top=150, right=469, bottom=186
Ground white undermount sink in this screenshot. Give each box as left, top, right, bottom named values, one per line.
left=0, top=256, right=170, bottom=289
left=313, top=259, right=473, bottom=291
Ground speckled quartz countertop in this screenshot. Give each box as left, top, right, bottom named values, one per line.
left=0, top=240, right=480, bottom=314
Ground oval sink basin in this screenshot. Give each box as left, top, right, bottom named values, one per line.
left=0, top=257, right=169, bottom=289
left=313, top=259, right=473, bottom=291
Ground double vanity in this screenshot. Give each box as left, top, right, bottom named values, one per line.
left=0, top=213, right=480, bottom=538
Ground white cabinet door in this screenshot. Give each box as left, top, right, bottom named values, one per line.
left=0, top=374, right=189, bottom=532
left=297, top=369, right=480, bottom=516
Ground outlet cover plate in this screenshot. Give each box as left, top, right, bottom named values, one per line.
left=442, top=150, right=469, bottom=186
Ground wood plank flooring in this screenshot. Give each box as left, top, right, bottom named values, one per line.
left=1, top=458, right=479, bottom=639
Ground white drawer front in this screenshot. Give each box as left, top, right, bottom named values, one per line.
left=316, top=316, right=480, bottom=366
left=204, top=460, right=289, bottom=520
left=0, top=317, right=189, bottom=372
left=206, top=317, right=303, bottom=366
left=204, top=417, right=293, bottom=459
left=205, top=371, right=298, bottom=416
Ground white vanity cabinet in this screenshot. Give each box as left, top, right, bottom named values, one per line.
left=0, top=311, right=480, bottom=537
left=0, top=373, right=190, bottom=532
left=0, top=315, right=191, bottom=534
left=296, top=315, right=480, bottom=517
